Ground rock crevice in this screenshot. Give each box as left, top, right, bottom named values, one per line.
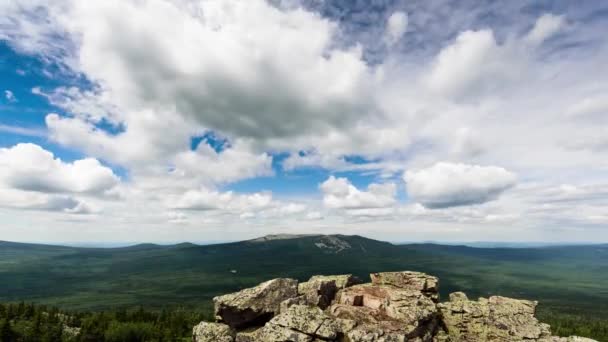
left=194, top=271, right=597, bottom=342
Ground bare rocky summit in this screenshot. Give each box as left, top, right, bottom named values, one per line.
left=193, top=271, right=597, bottom=342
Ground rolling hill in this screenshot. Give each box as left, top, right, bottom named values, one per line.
left=0, top=234, right=607, bottom=323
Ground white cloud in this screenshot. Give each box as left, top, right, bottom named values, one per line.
left=57, top=0, right=373, bottom=142
left=345, top=207, right=395, bottom=218
left=526, top=14, right=565, bottom=44
left=4, top=90, right=16, bottom=102
left=278, top=203, right=307, bottom=215
left=320, top=176, right=396, bottom=209
left=305, top=211, right=324, bottom=220
left=0, top=143, right=119, bottom=195
left=1, top=2, right=608, bottom=243
left=169, top=188, right=273, bottom=212
left=0, top=189, right=97, bottom=214
left=424, top=29, right=522, bottom=97
left=385, top=11, right=408, bottom=46
left=171, top=140, right=273, bottom=185
left=566, top=95, right=608, bottom=119
left=166, top=211, right=187, bottom=224
left=404, top=162, right=517, bottom=209
left=0, top=124, right=47, bottom=138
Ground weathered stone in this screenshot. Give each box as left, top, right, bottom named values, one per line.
left=257, top=305, right=340, bottom=341
left=192, top=322, right=235, bottom=342
left=279, top=295, right=307, bottom=313
left=329, top=283, right=440, bottom=341
left=307, top=274, right=361, bottom=289
left=439, top=294, right=554, bottom=342
left=345, top=328, right=408, bottom=342
left=335, top=284, right=438, bottom=326
left=551, top=337, right=599, bottom=342
left=448, top=291, right=467, bottom=302
left=370, top=271, right=439, bottom=302
left=214, top=278, right=298, bottom=329
left=194, top=271, right=599, bottom=342
left=234, top=327, right=262, bottom=342
left=329, top=304, right=409, bottom=341
left=298, top=277, right=338, bottom=309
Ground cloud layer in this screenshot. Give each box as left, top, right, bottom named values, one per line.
left=404, top=163, right=517, bottom=209
left=0, top=0, right=607, bottom=243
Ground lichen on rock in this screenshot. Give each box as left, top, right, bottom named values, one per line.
left=193, top=271, right=598, bottom=342
left=213, top=278, right=298, bottom=329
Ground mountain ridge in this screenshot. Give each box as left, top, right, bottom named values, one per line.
left=2, top=235, right=607, bottom=250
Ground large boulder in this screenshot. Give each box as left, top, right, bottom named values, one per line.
left=334, top=284, right=438, bottom=326
left=370, top=271, right=439, bottom=302
left=307, top=274, right=361, bottom=289
left=192, top=322, right=235, bottom=342
left=280, top=274, right=362, bottom=312
left=297, top=278, right=337, bottom=310
left=330, top=283, right=439, bottom=341
left=214, top=278, right=298, bottom=329
left=256, top=305, right=341, bottom=341
left=439, top=292, right=552, bottom=341
left=193, top=271, right=599, bottom=342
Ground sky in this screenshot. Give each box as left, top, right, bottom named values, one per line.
left=0, top=0, right=607, bottom=244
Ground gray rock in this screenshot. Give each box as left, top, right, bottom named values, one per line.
left=279, top=295, right=307, bottom=313
left=235, top=327, right=262, bottom=342
left=192, top=322, right=235, bottom=342
left=297, top=277, right=338, bottom=309
left=214, top=278, right=298, bottom=329
left=307, top=274, right=361, bottom=289
left=439, top=294, right=556, bottom=341
left=193, top=271, right=599, bottom=342
left=550, top=337, right=599, bottom=342
left=334, top=284, right=438, bottom=329
left=370, top=271, right=439, bottom=302
left=257, top=305, right=340, bottom=341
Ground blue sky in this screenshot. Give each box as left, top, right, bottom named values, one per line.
left=0, top=0, right=607, bottom=244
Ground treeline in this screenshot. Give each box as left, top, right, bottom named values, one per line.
left=540, top=311, right=608, bottom=342
left=2, top=302, right=606, bottom=341
left=0, top=302, right=212, bottom=342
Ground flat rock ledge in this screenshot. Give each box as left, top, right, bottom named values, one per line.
left=194, top=271, right=597, bottom=342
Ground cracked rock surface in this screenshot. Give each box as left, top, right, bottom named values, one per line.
left=194, top=271, right=598, bottom=342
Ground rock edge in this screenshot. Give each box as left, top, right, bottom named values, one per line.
left=194, top=271, right=598, bottom=342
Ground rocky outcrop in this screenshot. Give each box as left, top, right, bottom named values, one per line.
left=370, top=272, right=439, bottom=303
left=194, top=271, right=598, bottom=342
left=193, top=322, right=235, bottom=342
left=439, top=292, right=551, bottom=341
left=294, top=274, right=362, bottom=310
left=214, top=278, right=298, bottom=329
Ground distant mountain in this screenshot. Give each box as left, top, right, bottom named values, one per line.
left=0, top=234, right=607, bottom=322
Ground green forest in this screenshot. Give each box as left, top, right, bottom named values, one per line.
left=0, top=302, right=211, bottom=342
left=1, top=301, right=607, bottom=342
left=1, top=236, right=607, bottom=341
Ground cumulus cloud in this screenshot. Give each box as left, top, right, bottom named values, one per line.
left=169, top=189, right=273, bottom=212
left=0, top=143, right=119, bottom=194
left=526, top=14, right=565, bottom=44
left=167, top=187, right=311, bottom=221
left=57, top=0, right=373, bottom=141
left=404, top=162, right=517, bottom=209
left=0, top=189, right=97, bottom=214
left=4, top=90, right=17, bottom=102
left=1, top=1, right=608, bottom=242
left=424, top=29, right=523, bottom=97
left=320, top=176, right=396, bottom=209
left=171, top=140, right=273, bottom=185
left=566, top=95, right=608, bottom=120
left=0, top=124, right=47, bottom=138
left=385, top=11, right=408, bottom=46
